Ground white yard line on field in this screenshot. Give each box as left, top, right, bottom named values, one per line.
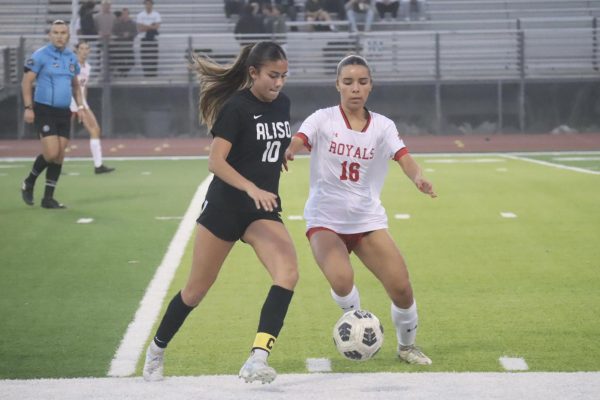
left=499, top=357, right=529, bottom=371
left=2, top=372, right=600, bottom=400
left=503, top=155, right=600, bottom=175
left=107, top=174, right=213, bottom=377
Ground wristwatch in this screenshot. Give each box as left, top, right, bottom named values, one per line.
left=24, top=104, right=32, bottom=110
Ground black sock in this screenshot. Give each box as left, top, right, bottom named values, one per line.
left=153, top=291, right=195, bottom=349
left=25, top=154, right=49, bottom=186
left=252, top=285, right=294, bottom=353
left=44, top=163, right=62, bottom=199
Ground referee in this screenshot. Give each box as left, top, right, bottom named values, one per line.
left=21, top=20, right=85, bottom=209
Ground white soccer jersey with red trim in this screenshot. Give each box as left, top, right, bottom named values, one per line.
left=297, top=105, right=407, bottom=234
left=70, top=61, right=90, bottom=111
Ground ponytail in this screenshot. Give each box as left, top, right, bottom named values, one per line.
left=190, top=41, right=287, bottom=128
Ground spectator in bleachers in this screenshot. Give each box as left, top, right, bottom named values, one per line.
left=234, top=3, right=265, bottom=46
left=345, top=0, right=375, bottom=33
left=399, top=0, right=426, bottom=21
left=375, top=0, right=400, bottom=20
left=137, top=0, right=161, bottom=77
left=224, top=0, right=244, bottom=19
left=323, top=0, right=347, bottom=21
left=77, top=1, right=97, bottom=38
left=305, top=0, right=336, bottom=31
left=94, top=0, right=116, bottom=40
left=112, top=8, right=138, bottom=76
left=274, top=0, right=298, bottom=30
left=261, top=3, right=288, bottom=34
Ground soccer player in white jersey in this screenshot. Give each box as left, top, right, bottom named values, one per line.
left=285, top=54, right=436, bottom=365
left=70, top=41, right=115, bottom=174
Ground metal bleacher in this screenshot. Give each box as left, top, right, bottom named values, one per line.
left=0, top=0, right=598, bottom=86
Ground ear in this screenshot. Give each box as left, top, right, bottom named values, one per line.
left=335, top=79, right=340, bottom=92
left=248, top=65, right=259, bottom=81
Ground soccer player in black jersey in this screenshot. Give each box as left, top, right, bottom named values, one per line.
left=143, top=42, right=298, bottom=384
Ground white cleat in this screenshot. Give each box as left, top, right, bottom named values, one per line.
left=238, top=357, right=277, bottom=384
left=143, top=343, right=165, bottom=381
left=398, top=344, right=432, bottom=365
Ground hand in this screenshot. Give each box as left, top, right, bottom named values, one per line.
left=24, top=109, right=34, bottom=124
left=77, top=108, right=86, bottom=124
left=282, top=147, right=295, bottom=172
left=415, top=177, right=437, bottom=198
left=246, top=184, right=279, bottom=211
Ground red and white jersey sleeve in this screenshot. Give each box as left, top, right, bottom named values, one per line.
left=70, top=62, right=90, bottom=112
left=297, top=106, right=407, bottom=234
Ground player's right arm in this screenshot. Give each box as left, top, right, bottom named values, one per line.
left=208, top=137, right=278, bottom=212
left=21, top=71, right=37, bottom=124
left=283, top=135, right=306, bottom=171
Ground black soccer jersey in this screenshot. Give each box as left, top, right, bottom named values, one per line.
left=205, top=88, right=292, bottom=212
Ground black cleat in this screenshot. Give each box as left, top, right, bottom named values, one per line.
left=95, top=165, right=115, bottom=174
left=41, top=197, right=66, bottom=209
left=21, top=182, right=34, bottom=206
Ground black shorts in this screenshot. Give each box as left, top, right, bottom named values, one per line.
left=196, top=201, right=283, bottom=242
left=34, top=103, right=71, bottom=138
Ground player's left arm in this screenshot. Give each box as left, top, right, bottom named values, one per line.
left=72, top=76, right=85, bottom=121
left=397, top=153, right=437, bottom=198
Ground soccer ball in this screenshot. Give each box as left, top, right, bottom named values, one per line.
left=332, top=309, right=384, bottom=361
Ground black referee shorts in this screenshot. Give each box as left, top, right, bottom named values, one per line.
left=34, top=103, right=71, bottom=138
left=197, top=201, right=283, bottom=242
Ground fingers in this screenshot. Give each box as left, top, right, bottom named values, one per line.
left=417, top=180, right=437, bottom=198
left=251, top=189, right=278, bottom=211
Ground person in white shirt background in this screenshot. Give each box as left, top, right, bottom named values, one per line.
left=70, top=41, right=115, bottom=174
left=136, top=0, right=161, bottom=77
left=285, top=54, right=436, bottom=366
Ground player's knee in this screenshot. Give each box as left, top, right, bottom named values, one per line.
left=389, top=282, right=413, bottom=304
left=277, top=263, right=299, bottom=289
left=180, top=289, right=204, bottom=308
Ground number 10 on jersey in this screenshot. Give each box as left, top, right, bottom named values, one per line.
left=262, top=140, right=281, bottom=162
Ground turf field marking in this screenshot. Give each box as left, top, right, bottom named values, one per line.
left=500, top=212, right=517, bottom=218
left=141, top=171, right=152, bottom=175
left=306, top=358, right=332, bottom=372
left=287, top=215, right=303, bottom=220
left=2, top=372, right=600, bottom=400
left=394, top=214, right=411, bottom=219
left=553, top=156, right=600, bottom=161
left=108, top=174, right=213, bottom=377
left=424, top=158, right=505, bottom=164
left=499, top=357, right=529, bottom=371
left=504, top=155, right=600, bottom=175
left=76, top=218, right=94, bottom=224
left=496, top=167, right=507, bottom=172
left=425, top=168, right=435, bottom=172
left=155, top=216, right=183, bottom=221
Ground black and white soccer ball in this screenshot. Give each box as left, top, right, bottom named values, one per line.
left=332, top=309, right=384, bottom=361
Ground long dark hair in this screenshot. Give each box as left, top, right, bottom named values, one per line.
left=190, top=41, right=287, bottom=128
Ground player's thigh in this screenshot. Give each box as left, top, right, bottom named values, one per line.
left=40, top=135, right=68, bottom=161
left=354, top=229, right=413, bottom=302
left=309, top=230, right=355, bottom=294
left=182, top=224, right=235, bottom=306
left=243, top=219, right=298, bottom=290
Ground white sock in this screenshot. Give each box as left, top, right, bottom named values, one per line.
left=330, top=285, right=361, bottom=312
left=391, top=300, right=419, bottom=347
left=90, top=138, right=103, bottom=168
left=251, top=348, right=269, bottom=362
